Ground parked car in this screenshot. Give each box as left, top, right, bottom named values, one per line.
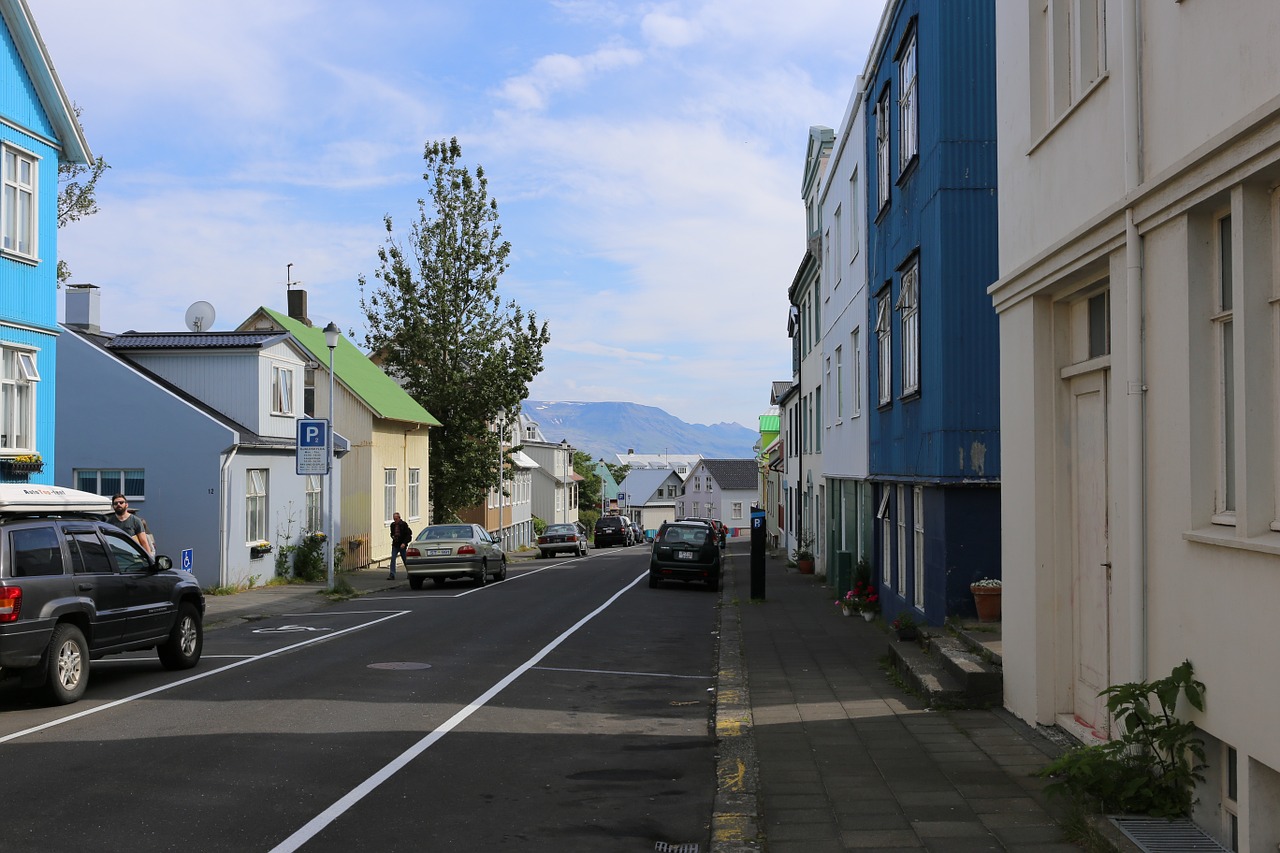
left=677, top=517, right=726, bottom=548
left=629, top=520, right=647, bottom=544
left=537, top=522, right=589, bottom=558
left=649, top=520, right=721, bottom=591
left=403, top=524, right=507, bottom=589
left=593, top=515, right=632, bottom=548
left=0, top=485, right=205, bottom=705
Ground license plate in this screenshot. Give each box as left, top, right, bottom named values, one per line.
left=428, top=549, right=451, bottom=556
left=676, top=551, right=695, bottom=560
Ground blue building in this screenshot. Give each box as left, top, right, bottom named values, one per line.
left=0, top=0, right=91, bottom=484
left=863, top=0, right=1000, bottom=624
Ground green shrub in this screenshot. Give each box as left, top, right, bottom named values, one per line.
left=1039, top=660, right=1206, bottom=818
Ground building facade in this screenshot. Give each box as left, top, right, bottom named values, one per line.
left=992, top=2, right=1280, bottom=847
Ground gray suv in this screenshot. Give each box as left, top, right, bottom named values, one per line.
left=0, top=488, right=205, bottom=704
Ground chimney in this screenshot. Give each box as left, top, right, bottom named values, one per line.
left=287, top=288, right=311, bottom=326
left=65, top=284, right=101, bottom=334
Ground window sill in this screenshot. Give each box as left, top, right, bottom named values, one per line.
left=0, top=248, right=39, bottom=266
left=896, top=156, right=919, bottom=186
left=1182, top=524, right=1280, bottom=557
left=1026, top=72, right=1110, bottom=156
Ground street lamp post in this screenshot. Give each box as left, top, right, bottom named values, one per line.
left=323, top=321, right=339, bottom=592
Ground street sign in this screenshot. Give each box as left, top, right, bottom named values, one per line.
left=297, top=418, right=330, bottom=475
left=181, top=549, right=193, bottom=571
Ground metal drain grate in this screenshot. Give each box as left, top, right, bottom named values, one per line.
left=1109, top=817, right=1229, bottom=852
left=653, top=843, right=699, bottom=853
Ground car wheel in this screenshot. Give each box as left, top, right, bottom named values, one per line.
left=44, top=623, right=89, bottom=705
left=158, top=602, right=203, bottom=670
left=474, top=562, right=488, bottom=586
left=494, top=558, right=507, bottom=582
left=409, top=576, right=425, bottom=590
left=578, top=542, right=587, bottom=557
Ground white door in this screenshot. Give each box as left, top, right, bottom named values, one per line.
left=1069, top=371, right=1111, bottom=736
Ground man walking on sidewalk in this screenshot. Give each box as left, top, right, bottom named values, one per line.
left=388, top=512, right=412, bottom=580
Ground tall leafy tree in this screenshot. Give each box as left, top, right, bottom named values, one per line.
left=56, top=104, right=109, bottom=283
left=360, top=138, right=550, bottom=522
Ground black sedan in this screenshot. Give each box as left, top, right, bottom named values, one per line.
left=648, top=521, right=721, bottom=592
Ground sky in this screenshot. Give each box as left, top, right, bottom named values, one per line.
left=34, top=0, right=885, bottom=431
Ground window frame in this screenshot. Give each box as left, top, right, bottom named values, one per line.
left=898, top=255, right=921, bottom=396
left=876, top=87, right=892, bottom=211
left=246, top=468, right=269, bottom=543
left=384, top=468, right=397, bottom=524
left=2, top=143, right=38, bottom=260
left=75, top=468, right=146, bottom=502
left=898, top=28, right=918, bottom=174
left=0, top=345, right=39, bottom=453
left=272, top=364, right=295, bottom=416
left=876, top=291, right=893, bottom=405
left=913, top=486, right=924, bottom=608
left=409, top=467, right=421, bottom=520
left=305, top=474, right=322, bottom=533
left=1212, top=213, right=1235, bottom=523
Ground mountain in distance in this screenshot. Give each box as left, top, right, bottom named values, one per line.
left=521, top=401, right=759, bottom=462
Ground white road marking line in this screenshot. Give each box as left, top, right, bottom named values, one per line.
left=0, top=611, right=410, bottom=745
left=531, top=666, right=712, bottom=680
left=269, top=571, right=649, bottom=853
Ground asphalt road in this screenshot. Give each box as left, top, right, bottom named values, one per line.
left=0, top=543, right=720, bottom=853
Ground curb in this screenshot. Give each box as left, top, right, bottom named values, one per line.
left=710, top=549, right=763, bottom=852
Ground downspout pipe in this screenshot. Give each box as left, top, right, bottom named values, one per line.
left=1121, top=0, right=1147, bottom=683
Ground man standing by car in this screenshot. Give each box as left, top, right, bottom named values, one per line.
left=388, top=512, right=412, bottom=580
left=106, top=493, right=150, bottom=553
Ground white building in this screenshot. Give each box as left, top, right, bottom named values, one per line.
left=991, top=3, right=1280, bottom=848
left=518, top=413, right=578, bottom=526
left=677, top=459, right=758, bottom=532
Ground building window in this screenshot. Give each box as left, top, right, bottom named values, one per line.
left=1033, top=0, right=1106, bottom=133
left=303, top=365, right=316, bottom=416
left=272, top=365, right=294, bottom=415
left=849, top=169, right=860, bottom=257
left=2, top=145, right=37, bottom=258
left=816, top=387, right=823, bottom=451
left=0, top=346, right=38, bottom=452
left=1088, top=291, right=1111, bottom=358
left=876, top=488, right=891, bottom=590
left=384, top=468, right=397, bottom=523
left=896, top=485, right=907, bottom=593
left=876, top=88, right=891, bottom=210
left=913, top=486, right=924, bottom=609
left=76, top=469, right=145, bottom=500
left=851, top=329, right=862, bottom=417
left=1225, top=745, right=1238, bottom=850
left=246, top=469, right=268, bottom=543
left=1214, top=214, right=1235, bottom=520
left=876, top=292, right=893, bottom=405
left=732, top=502, right=743, bottom=520
left=898, top=257, right=920, bottom=395
left=835, top=346, right=844, bottom=418
left=409, top=468, right=421, bottom=520
left=832, top=206, right=843, bottom=289
left=305, top=474, right=322, bottom=533
left=898, top=30, right=918, bottom=172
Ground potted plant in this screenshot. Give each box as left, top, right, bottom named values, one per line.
left=792, top=529, right=816, bottom=574
left=891, top=611, right=919, bottom=641
left=2, top=453, right=43, bottom=476
left=970, top=577, right=1002, bottom=622
left=837, top=581, right=879, bottom=620
left=249, top=540, right=273, bottom=559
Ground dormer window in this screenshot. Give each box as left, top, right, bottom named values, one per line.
left=272, top=365, right=294, bottom=415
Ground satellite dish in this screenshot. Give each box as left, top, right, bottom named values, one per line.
left=185, top=301, right=216, bottom=332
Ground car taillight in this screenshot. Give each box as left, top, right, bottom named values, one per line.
left=0, top=585, right=22, bottom=623
left=537, top=537, right=548, bottom=544
left=406, top=547, right=421, bottom=557
left=458, top=545, right=476, bottom=555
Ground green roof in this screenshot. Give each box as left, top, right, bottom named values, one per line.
left=261, top=308, right=441, bottom=427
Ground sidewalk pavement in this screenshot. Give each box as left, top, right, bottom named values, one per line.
left=712, top=540, right=1082, bottom=853
left=199, top=541, right=1081, bottom=853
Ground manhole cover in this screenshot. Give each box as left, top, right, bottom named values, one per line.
left=367, top=662, right=433, bottom=670
left=654, top=843, right=699, bottom=853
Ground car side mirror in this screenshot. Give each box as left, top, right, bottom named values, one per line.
left=154, top=554, right=174, bottom=571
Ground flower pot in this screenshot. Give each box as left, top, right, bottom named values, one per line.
left=895, top=626, right=919, bottom=642
left=797, top=558, right=814, bottom=574
left=840, top=605, right=853, bottom=617
left=971, top=585, right=1002, bottom=622
left=861, top=611, right=875, bottom=622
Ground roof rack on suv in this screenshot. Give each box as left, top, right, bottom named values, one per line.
left=0, top=484, right=112, bottom=515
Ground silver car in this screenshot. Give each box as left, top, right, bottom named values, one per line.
left=403, top=524, right=507, bottom=589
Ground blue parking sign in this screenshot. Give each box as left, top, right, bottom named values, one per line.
left=181, top=548, right=193, bottom=571
left=297, top=418, right=330, bottom=475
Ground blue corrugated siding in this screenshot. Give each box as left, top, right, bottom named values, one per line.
left=863, top=0, right=1000, bottom=621
left=0, top=20, right=56, bottom=139
left=865, top=0, right=999, bottom=483
left=0, top=324, right=56, bottom=483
